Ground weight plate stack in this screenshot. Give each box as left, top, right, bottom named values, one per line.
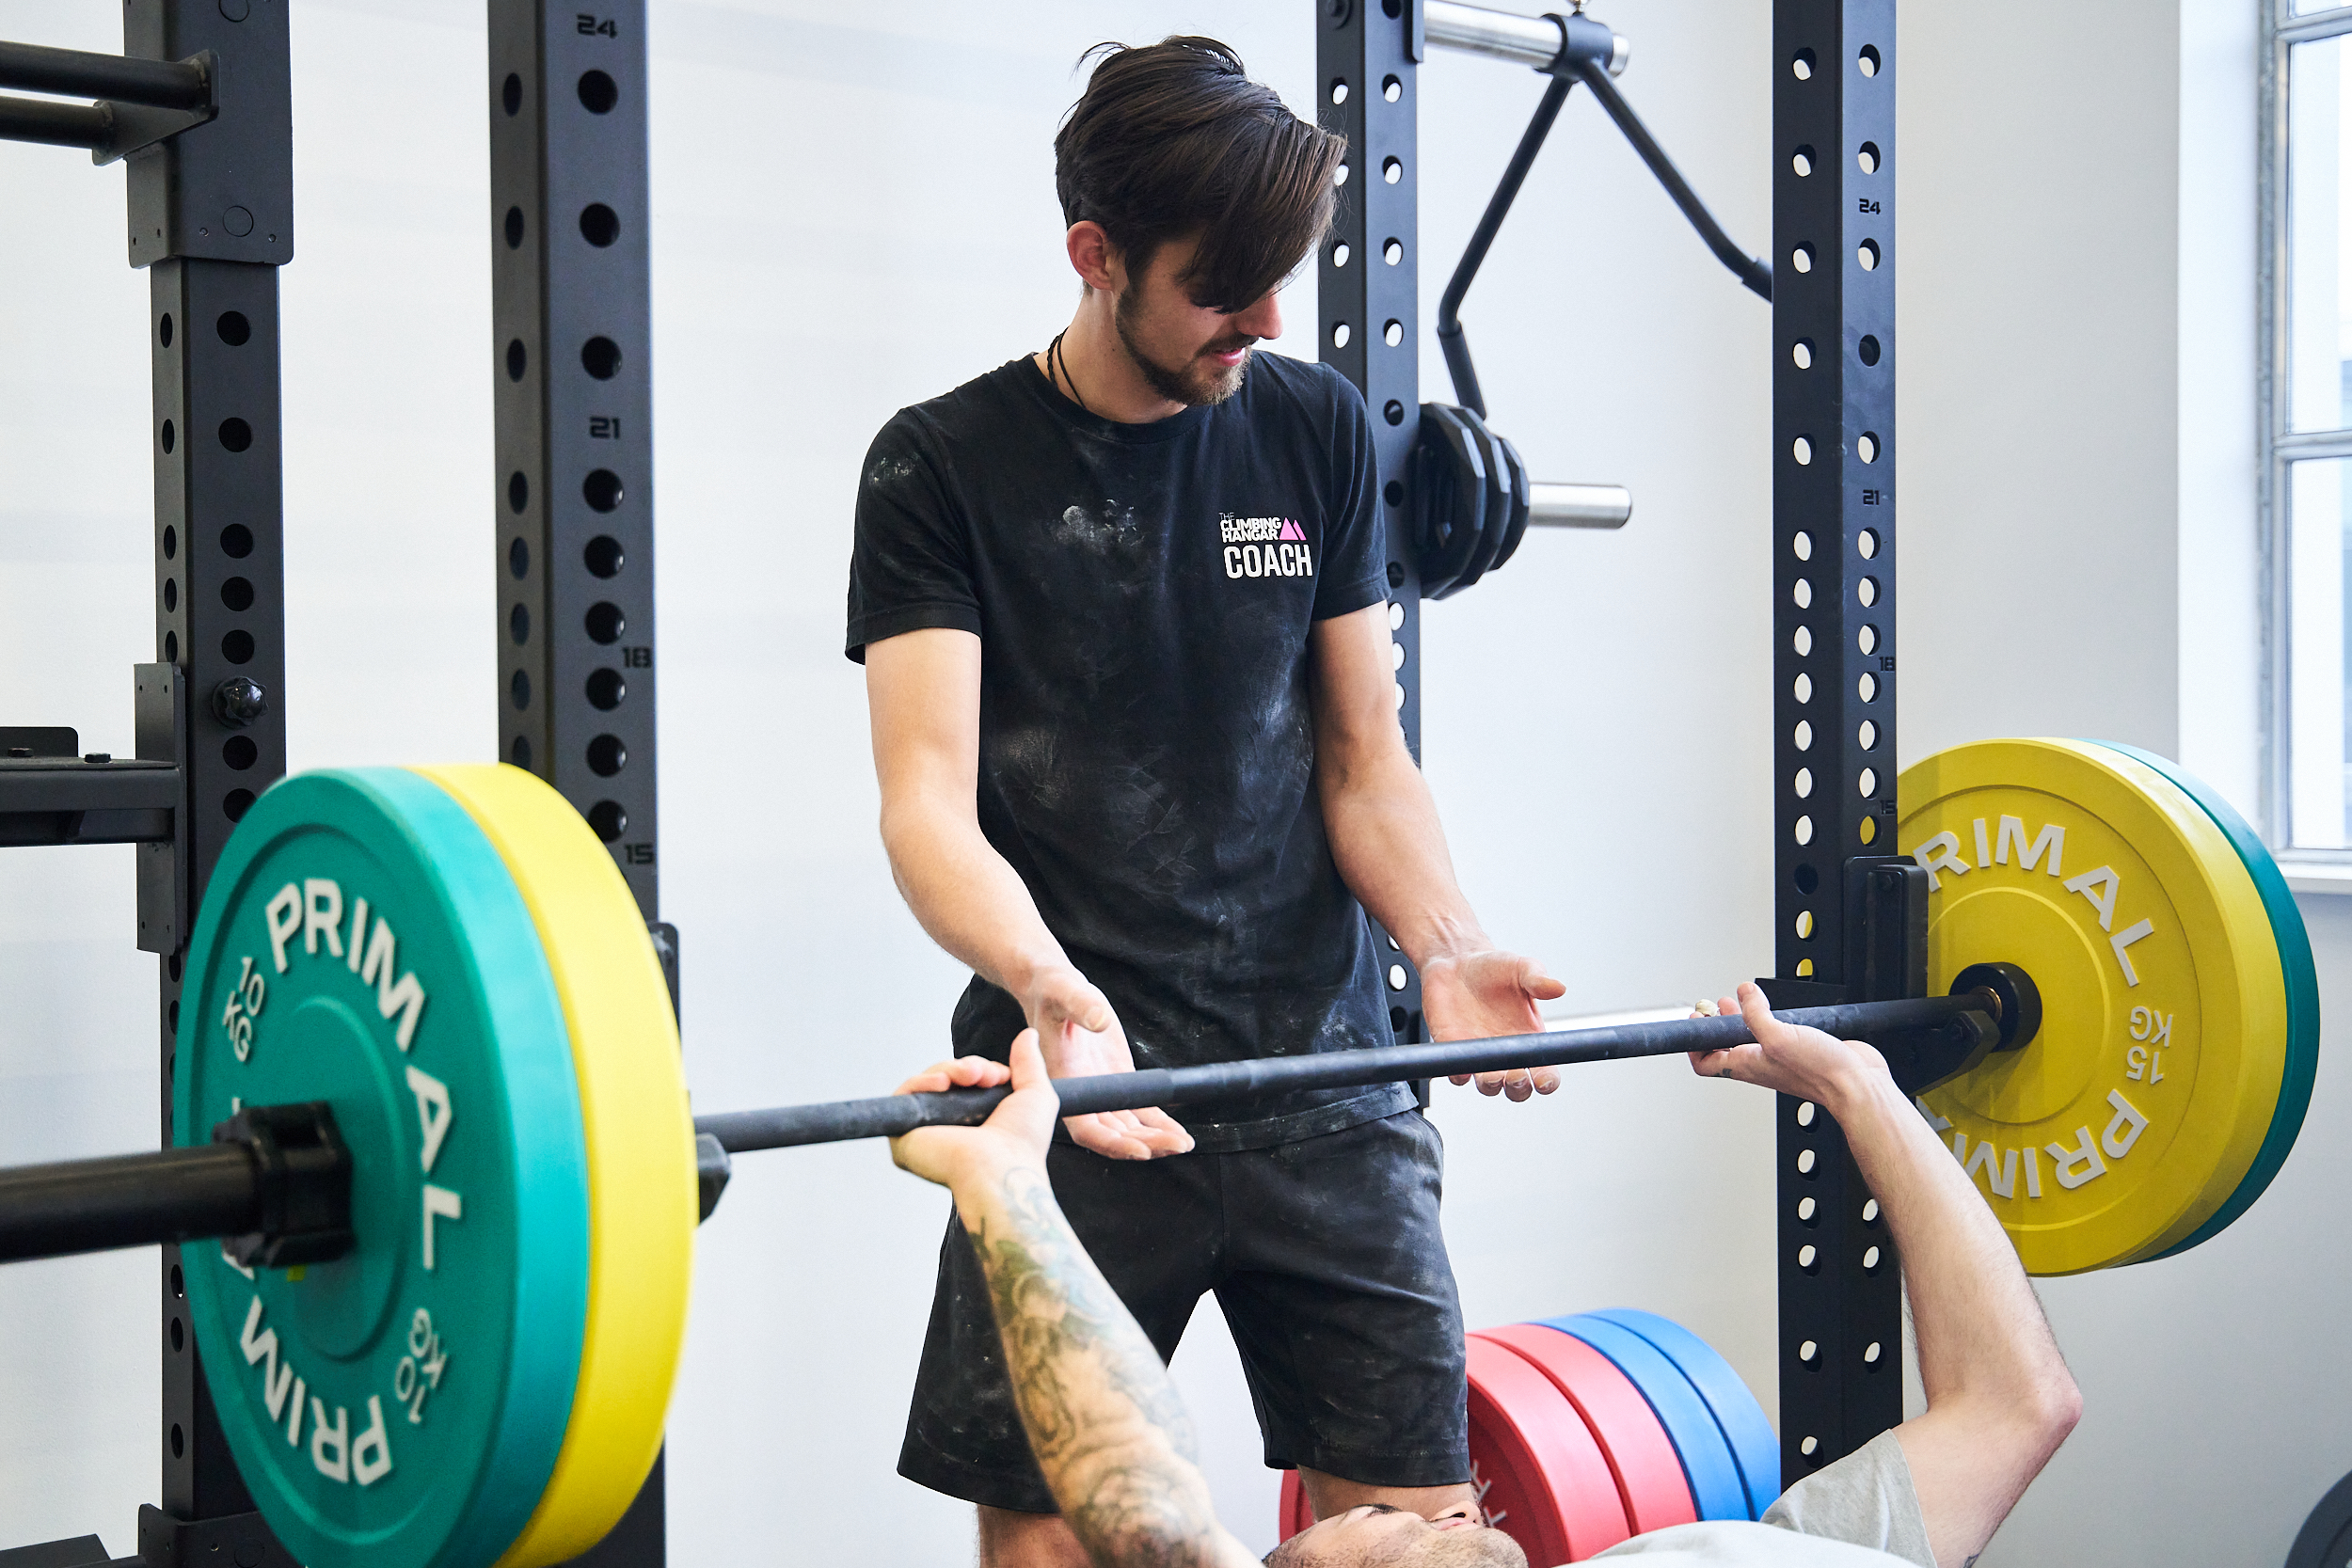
left=2081, top=741, right=2319, bottom=1261
left=1897, top=739, right=2290, bottom=1273
left=176, top=769, right=592, bottom=1568
left=420, top=765, right=696, bottom=1566
left=1583, top=1309, right=1778, bottom=1519
left=1474, top=1323, right=1697, bottom=1535
left=1536, top=1314, right=1752, bottom=1522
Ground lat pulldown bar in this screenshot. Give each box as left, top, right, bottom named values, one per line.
left=0, top=974, right=2036, bottom=1265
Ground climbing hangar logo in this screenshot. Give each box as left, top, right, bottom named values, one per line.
left=1219, top=515, right=1314, bottom=580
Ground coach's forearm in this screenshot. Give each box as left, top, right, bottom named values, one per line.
left=953, top=1157, right=1256, bottom=1568
left=1318, top=736, right=1489, bottom=968
left=881, top=791, right=1073, bottom=1000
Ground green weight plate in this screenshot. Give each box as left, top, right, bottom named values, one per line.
left=176, top=769, right=590, bottom=1568
left=2087, top=742, right=2319, bottom=1259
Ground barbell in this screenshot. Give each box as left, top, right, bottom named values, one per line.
left=0, top=738, right=2313, bottom=1568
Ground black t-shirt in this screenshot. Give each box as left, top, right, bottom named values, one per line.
left=847, top=351, right=1408, bottom=1151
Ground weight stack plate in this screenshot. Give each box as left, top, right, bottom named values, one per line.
left=418, top=765, right=695, bottom=1567
left=1898, top=739, right=2288, bottom=1274
left=177, top=768, right=591, bottom=1568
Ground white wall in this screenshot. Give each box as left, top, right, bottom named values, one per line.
left=0, top=0, right=2341, bottom=1563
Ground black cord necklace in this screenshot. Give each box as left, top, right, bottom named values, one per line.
left=1047, top=329, right=1090, bottom=415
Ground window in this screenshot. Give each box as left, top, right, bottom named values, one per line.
left=2266, top=2, right=2352, bottom=848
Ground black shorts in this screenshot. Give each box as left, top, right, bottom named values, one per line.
left=898, top=1108, right=1470, bottom=1513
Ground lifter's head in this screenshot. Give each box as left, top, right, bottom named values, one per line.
left=1264, top=1502, right=1529, bottom=1568
left=1054, top=38, right=1343, bottom=404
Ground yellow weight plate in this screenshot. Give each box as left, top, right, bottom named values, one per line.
left=414, top=765, right=696, bottom=1566
left=1897, top=740, right=2287, bottom=1275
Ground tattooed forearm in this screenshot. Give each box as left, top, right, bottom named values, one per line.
left=963, top=1165, right=1246, bottom=1568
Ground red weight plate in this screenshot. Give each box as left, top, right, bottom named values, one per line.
left=1477, top=1324, right=1699, bottom=1536
left=1273, top=1344, right=1629, bottom=1561
left=1279, top=1468, right=1314, bottom=1541
left=1467, top=1336, right=1630, bottom=1562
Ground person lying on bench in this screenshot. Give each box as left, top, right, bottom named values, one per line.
left=885, top=982, right=2080, bottom=1567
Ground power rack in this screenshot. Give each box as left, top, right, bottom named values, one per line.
left=1316, top=0, right=1910, bottom=1481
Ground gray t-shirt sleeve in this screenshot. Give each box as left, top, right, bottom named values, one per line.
left=1758, top=1430, right=1935, bottom=1567
left=1588, top=1430, right=1933, bottom=1567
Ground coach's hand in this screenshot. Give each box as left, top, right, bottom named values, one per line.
left=1423, top=948, right=1567, bottom=1101
left=1023, top=965, right=1195, bottom=1160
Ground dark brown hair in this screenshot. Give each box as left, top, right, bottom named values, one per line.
left=1056, top=37, right=1344, bottom=313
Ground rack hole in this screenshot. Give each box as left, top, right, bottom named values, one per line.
left=504, top=206, right=524, bottom=248
left=164, top=631, right=178, bottom=662
left=1858, top=576, right=1880, bottom=608
left=1794, top=815, right=1814, bottom=846
left=1331, top=242, right=1350, bottom=268
left=1793, top=863, right=1818, bottom=895
left=163, top=526, right=177, bottom=561
left=1862, top=1198, right=1880, bottom=1223
left=1791, top=47, right=1816, bottom=79
left=1858, top=334, right=1882, bottom=366
left=1798, top=1197, right=1817, bottom=1223
left=1794, top=767, right=1814, bottom=800
left=1332, top=321, right=1352, bottom=348
left=1858, top=528, right=1880, bottom=558
left=587, top=734, right=627, bottom=776
left=218, top=418, right=252, bottom=452
left=1858, top=140, right=1881, bottom=175
left=510, top=670, right=531, bottom=711
left=1791, top=338, right=1814, bottom=370
left=507, top=471, right=529, bottom=514
left=215, top=311, right=250, bottom=346
left=583, top=469, right=624, bottom=512
left=506, top=339, right=527, bottom=381
left=510, top=736, right=532, bottom=768
left=588, top=800, right=627, bottom=842
left=220, top=577, right=253, bottom=611
left=1859, top=672, right=1880, bottom=703
left=1797, top=1101, right=1817, bottom=1127
left=1799, top=1338, right=1820, bottom=1365
left=1791, top=145, right=1814, bottom=177
left=1858, top=238, right=1881, bottom=271
left=509, top=604, right=530, bottom=646
left=582, top=336, right=623, bottom=378
left=1384, top=481, right=1405, bottom=508
left=1859, top=768, right=1878, bottom=797
left=1794, top=910, right=1815, bottom=940
left=1383, top=400, right=1404, bottom=425
left=585, top=602, right=626, bottom=643
left=160, top=420, right=176, bottom=454
left=1336, top=163, right=1350, bottom=186
left=170, top=1264, right=183, bottom=1296
left=1384, top=238, right=1403, bottom=265
left=163, top=579, right=178, bottom=612
left=171, top=1424, right=184, bottom=1459
left=1383, top=74, right=1402, bottom=101
left=585, top=535, right=624, bottom=578
left=1792, top=578, right=1812, bottom=609
left=508, top=537, right=529, bottom=578
left=1793, top=531, right=1812, bottom=561
left=1793, top=626, right=1812, bottom=657
left=502, top=72, right=522, bottom=115
left=1863, top=1246, right=1883, bottom=1273
left=221, top=630, right=254, bottom=665
left=1329, top=77, right=1349, bottom=104
left=1859, top=44, right=1882, bottom=77
left=223, top=789, right=255, bottom=822
left=1383, top=319, right=1404, bottom=347
left=1792, top=244, right=1815, bottom=274
left=578, top=69, right=618, bottom=113
left=1792, top=435, right=1813, bottom=465
left=1798, top=1244, right=1820, bottom=1273
left=1859, top=718, right=1879, bottom=749
left=1793, top=673, right=1813, bottom=704
left=222, top=735, right=256, bottom=770
left=1801, top=1436, right=1820, bottom=1457
left=1382, top=156, right=1402, bottom=183
left=580, top=203, right=621, bottom=246
left=159, top=312, right=173, bottom=347
left=1793, top=720, right=1813, bottom=751
left=1864, top=1339, right=1883, bottom=1363
left=587, top=668, right=627, bottom=710
left=222, top=524, right=254, bottom=559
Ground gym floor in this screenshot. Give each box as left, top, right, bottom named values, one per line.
left=0, top=1, right=2344, bottom=1563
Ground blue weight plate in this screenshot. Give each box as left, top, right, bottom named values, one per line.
left=176, top=769, right=591, bottom=1568
left=2085, top=741, right=2320, bottom=1260
left=1534, top=1315, right=1748, bottom=1522
left=1587, top=1309, right=1778, bottom=1518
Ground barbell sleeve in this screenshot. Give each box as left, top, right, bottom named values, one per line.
left=694, top=991, right=2001, bottom=1154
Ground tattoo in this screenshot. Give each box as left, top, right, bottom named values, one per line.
left=969, top=1167, right=1225, bottom=1566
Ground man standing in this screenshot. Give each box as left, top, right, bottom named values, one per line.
left=849, top=37, right=1563, bottom=1566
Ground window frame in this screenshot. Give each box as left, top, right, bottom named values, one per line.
left=2265, top=0, right=2352, bottom=858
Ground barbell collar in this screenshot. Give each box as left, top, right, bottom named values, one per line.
left=694, top=990, right=2005, bottom=1154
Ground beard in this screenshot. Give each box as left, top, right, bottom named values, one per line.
left=1115, top=283, right=1253, bottom=406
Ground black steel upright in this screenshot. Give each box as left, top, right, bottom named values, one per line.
left=490, top=0, right=660, bottom=918
left=1318, top=0, right=1426, bottom=1042
left=488, top=4, right=665, bottom=1561
left=1771, top=0, right=1901, bottom=1477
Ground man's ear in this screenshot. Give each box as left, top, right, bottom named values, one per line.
left=1065, top=220, right=1122, bottom=294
